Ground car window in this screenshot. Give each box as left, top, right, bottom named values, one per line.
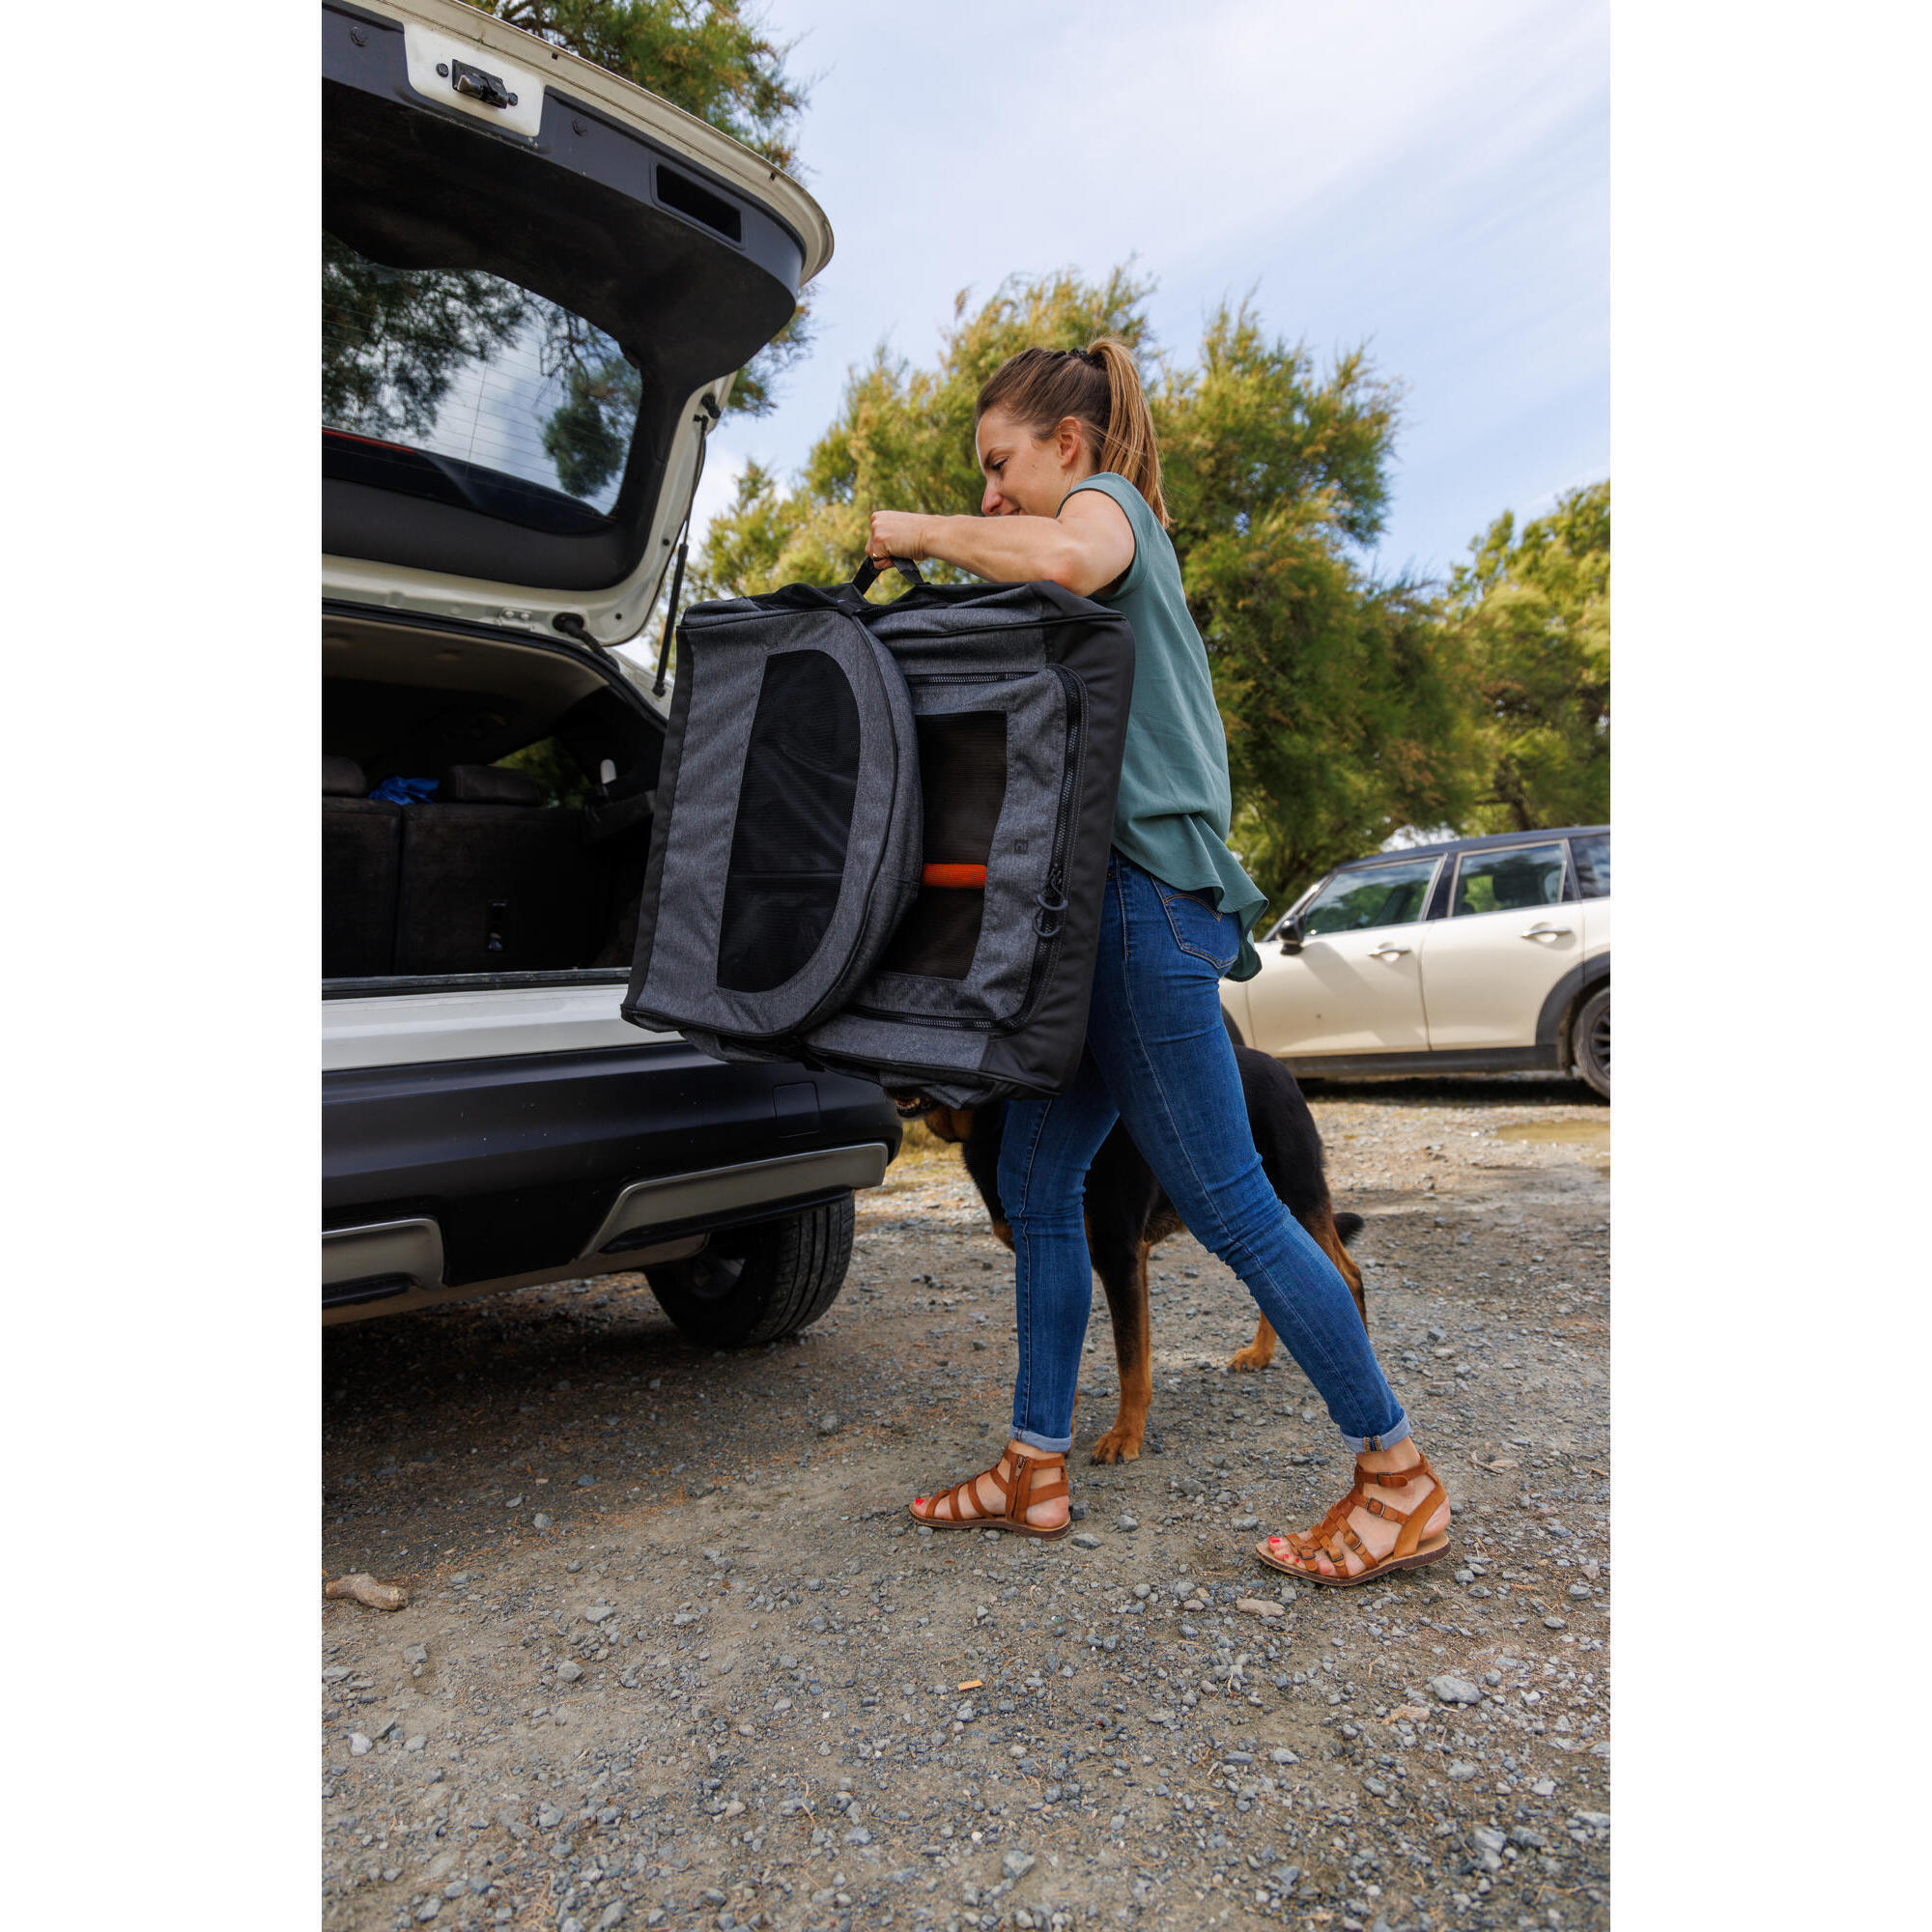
left=1571, top=832, right=1610, bottom=898
left=323, top=233, right=640, bottom=530
left=1452, top=843, right=1569, bottom=916
left=1299, top=857, right=1440, bottom=937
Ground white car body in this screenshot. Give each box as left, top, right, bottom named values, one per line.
left=1221, top=827, right=1610, bottom=1094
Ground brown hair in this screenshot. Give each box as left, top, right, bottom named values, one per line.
left=975, top=338, right=1169, bottom=528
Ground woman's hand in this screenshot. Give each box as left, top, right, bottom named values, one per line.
left=867, top=510, right=929, bottom=565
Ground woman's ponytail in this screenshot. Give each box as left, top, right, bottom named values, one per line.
left=976, top=337, right=1171, bottom=529
left=1086, top=338, right=1167, bottom=529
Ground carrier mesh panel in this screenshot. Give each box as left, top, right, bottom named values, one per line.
left=717, top=650, right=863, bottom=992
left=877, top=711, right=1007, bottom=980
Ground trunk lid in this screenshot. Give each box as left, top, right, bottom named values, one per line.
left=321, top=0, right=831, bottom=646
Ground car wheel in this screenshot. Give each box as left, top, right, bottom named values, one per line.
left=1573, top=984, right=1610, bottom=1098
left=643, top=1195, right=854, bottom=1348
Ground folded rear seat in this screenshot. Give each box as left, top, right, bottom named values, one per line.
left=322, top=754, right=400, bottom=978
left=393, top=763, right=604, bottom=975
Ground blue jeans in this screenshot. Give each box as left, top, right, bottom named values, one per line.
left=998, top=849, right=1409, bottom=1456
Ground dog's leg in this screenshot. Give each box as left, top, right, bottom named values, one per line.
left=1090, top=1233, right=1153, bottom=1463
left=1308, top=1204, right=1369, bottom=1331
left=1227, top=1204, right=1367, bottom=1368
left=1229, top=1315, right=1277, bottom=1374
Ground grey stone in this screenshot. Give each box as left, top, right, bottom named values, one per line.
left=1543, top=1616, right=1568, bottom=1631
left=1568, top=1583, right=1594, bottom=1599
left=349, top=1732, right=372, bottom=1756
left=404, top=1734, right=428, bottom=1752
left=577, top=1474, right=597, bottom=1488
left=584, top=1605, right=615, bottom=1624
left=1071, top=1532, right=1101, bottom=1549
left=415, top=1900, right=440, bottom=1921
left=1446, top=1760, right=1478, bottom=1781
left=598, top=1905, right=626, bottom=1930
left=557, top=1662, right=585, bottom=1684
left=532, top=1513, right=552, bottom=1531
left=1002, top=1850, right=1037, bottom=1883
left=817, top=1414, right=841, bottom=1436
left=1429, top=1675, right=1481, bottom=1705
left=1117, top=1515, right=1140, bottom=1533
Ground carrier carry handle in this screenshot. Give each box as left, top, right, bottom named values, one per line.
left=852, top=553, right=927, bottom=595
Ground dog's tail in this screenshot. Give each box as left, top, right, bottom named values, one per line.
left=1334, top=1211, right=1365, bottom=1247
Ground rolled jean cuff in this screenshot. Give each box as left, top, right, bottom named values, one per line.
left=1013, top=1426, right=1073, bottom=1454
left=1342, top=1411, right=1412, bottom=1455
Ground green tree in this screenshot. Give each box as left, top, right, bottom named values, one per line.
left=1161, top=303, right=1477, bottom=902
left=1444, top=481, right=1610, bottom=833
left=699, top=268, right=1478, bottom=921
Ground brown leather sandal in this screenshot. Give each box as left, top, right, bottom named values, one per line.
left=1254, top=1450, right=1452, bottom=1588
left=909, top=1446, right=1072, bottom=1541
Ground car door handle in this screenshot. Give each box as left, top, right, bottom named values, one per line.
left=1368, top=944, right=1410, bottom=959
left=1521, top=923, right=1572, bottom=939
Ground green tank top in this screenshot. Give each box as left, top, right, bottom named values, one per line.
left=1062, top=471, right=1267, bottom=981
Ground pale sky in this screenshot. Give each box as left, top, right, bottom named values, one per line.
left=683, top=0, right=1607, bottom=591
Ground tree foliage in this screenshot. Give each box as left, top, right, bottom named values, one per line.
left=1444, top=481, right=1610, bottom=834
left=699, top=268, right=1484, bottom=917
left=1160, top=304, right=1477, bottom=903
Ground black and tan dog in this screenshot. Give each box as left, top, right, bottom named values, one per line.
left=890, top=1042, right=1364, bottom=1463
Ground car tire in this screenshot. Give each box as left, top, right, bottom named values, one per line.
left=1573, top=984, right=1610, bottom=1098
left=643, top=1195, right=854, bottom=1348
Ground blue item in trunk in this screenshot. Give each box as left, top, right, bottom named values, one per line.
left=369, top=776, right=439, bottom=804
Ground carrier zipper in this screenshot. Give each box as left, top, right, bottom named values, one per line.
left=846, top=663, right=1086, bottom=1036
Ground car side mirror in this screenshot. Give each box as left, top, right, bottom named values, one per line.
left=1277, top=916, right=1305, bottom=954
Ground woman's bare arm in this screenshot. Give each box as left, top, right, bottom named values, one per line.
left=867, top=489, right=1135, bottom=597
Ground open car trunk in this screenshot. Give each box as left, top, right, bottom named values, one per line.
left=322, top=613, right=663, bottom=985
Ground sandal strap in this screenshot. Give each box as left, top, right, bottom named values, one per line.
left=929, top=1458, right=1012, bottom=1523
left=1356, top=1450, right=1434, bottom=1488
left=1289, top=1484, right=1367, bottom=1550
left=1008, top=1452, right=1067, bottom=1520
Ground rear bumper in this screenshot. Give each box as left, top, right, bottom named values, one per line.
left=323, top=1039, right=900, bottom=1300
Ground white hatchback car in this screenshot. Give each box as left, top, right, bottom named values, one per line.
left=1220, top=827, right=1610, bottom=1096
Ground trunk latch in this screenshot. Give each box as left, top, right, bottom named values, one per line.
left=440, top=59, right=518, bottom=110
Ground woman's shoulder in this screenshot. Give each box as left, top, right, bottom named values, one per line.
left=1064, top=470, right=1151, bottom=521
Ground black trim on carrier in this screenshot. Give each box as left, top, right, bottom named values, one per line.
left=323, top=1040, right=899, bottom=1287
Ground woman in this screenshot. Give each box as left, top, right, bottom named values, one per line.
left=869, top=341, right=1449, bottom=1587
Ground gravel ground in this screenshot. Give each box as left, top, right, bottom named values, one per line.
left=322, top=1074, right=1609, bottom=1932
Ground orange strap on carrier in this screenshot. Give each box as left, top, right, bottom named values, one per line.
left=922, top=863, right=987, bottom=890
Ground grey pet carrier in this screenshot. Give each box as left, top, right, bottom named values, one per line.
left=621, top=557, right=1135, bottom=1106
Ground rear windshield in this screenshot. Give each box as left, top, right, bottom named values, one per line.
left=322, top=234, right=641, bottom=534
